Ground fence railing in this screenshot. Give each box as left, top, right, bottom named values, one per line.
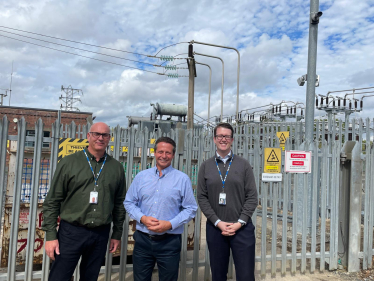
left=0, top=115, right=374, bottom=280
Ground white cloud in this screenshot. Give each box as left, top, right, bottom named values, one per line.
left=0, top=0, right=373, bottom=125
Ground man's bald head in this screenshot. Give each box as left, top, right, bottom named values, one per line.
left=87, top=122, right=111, bottom=157
left=90, top=122, right=110, bottom=134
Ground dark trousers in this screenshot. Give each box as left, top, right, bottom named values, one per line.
left=49, top=220, right=110, bottom=281
left=206, top=220, right=256, bottom=281
left=133, top=230, right=181, bottom=281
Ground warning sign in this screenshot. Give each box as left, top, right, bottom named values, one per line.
left=284, top=150, right=312, bottom=173
left=276, top=131, right=289, bottom=151
left=150, top=139, right=156, bottom=154
left=264, top=148, right=282, bottom=173
left=110, top=137, right=128, bottom=153
left=58, top=138, right=89, bottom=162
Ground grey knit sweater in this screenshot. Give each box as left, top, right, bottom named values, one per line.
left=197, top=154, right=258, bottom=225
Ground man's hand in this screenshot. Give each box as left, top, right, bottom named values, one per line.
left=217, top=221, right=234, bottom=236
left=148, top=220, right=172, bottom=233
left=140, top=216, right=159, bottom=229
left=109, top=239, right=120, bottom=253
left=226, top=222, right=242, bottom=236
left=45, top=240, right=60, bottom=261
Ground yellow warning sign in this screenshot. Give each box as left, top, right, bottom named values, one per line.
left=264, top=148, right=281, bottom=173
left=58, top=138, right=89, bottom=162
left=276, top=131, right=289, bottom=151
left=150, top=139, right=156, bottom=154
left=110, top=137, right=128, bottom=153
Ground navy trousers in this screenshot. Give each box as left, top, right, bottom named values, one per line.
left=206, top=220, right=256, bottom=281
left=48, top=220, right=110, bottom=281
left=133, top=230, right=181, bottom=281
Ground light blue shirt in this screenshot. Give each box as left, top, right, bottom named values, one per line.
left=124, top=165, right=197, bottom=235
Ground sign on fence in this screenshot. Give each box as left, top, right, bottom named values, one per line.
left=264, top=148, right=282, bottom=173
left=58, top=138, right=89, bottom=161
left=262, top=173, right=282, bottom=182
left=276, top=131, right=289, bottom=150
left=110, top=137, right=128, bottom=153
left=284, top=150, right=312, bottom=173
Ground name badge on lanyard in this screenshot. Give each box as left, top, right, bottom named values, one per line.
left=83, top=149, right=107, bottom=205
left=90, top=190, right=98, bottom=204
left=219, top=193, right=226, bottom=205
left=215, top=154, right=234, bottom=206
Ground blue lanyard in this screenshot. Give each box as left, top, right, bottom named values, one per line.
left=215, top=154, right=234, bottom=192
left=83, top=149, right=107, bottom=190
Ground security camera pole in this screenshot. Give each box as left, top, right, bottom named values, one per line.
left=304, top=0, right=323, bottom=142
left=296, top=0, right=323, bottom=236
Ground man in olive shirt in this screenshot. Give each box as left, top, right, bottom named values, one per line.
left=42, top=122, right=126, bottom=281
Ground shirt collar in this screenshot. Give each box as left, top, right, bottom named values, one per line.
left=155, top=164, right=174, bottom=177
left=84, top=147, right=107, bottom=161
left=216, top=150, right=232, bottom=161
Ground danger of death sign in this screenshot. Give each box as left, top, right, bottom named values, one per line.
left=264, top=148, right=282, bottom=173
left=284, top=150, right=312, bottom=173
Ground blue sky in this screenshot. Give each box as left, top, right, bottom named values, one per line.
left=0, top=0, right=373, bottom=126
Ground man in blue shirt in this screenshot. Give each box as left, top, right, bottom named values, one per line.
left=124, top=136, right=197, bottom=281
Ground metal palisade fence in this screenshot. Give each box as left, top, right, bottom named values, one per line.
left=0, top=115, right=374, bottom=280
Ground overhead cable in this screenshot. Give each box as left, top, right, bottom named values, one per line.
left=154, top=42, right=189, bottom=56
left=0, top=29, right=157, bottom=67
left=0, top=25, right=149, bottom=57
left=0, top=34, right=162, bottom=74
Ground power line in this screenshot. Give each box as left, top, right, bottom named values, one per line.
left=0, top=29, right=157, bottom=67
left=0, top=25, right=149, bottom=57
left=154, top=42, right=189, bottom=56
left=0, top=34, right=162, bottom=74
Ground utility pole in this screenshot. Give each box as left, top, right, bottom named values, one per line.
left=60, top=85, right=83, bottom=111
left=305, top=1, right=323, bottom=142
left=187, top=44, right=196, bottom=130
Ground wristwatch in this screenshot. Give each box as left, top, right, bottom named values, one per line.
left=238, top=221, right=246, bottom=227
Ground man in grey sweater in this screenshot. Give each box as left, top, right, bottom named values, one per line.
left=197, top=123, right=258, bottom=281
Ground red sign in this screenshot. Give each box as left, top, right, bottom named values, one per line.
left=285, top=150, right=312, bottom=173
left=291, top=153, right=306, bottom=158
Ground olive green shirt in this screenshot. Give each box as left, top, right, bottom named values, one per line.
left=42, top=148, right=126, bottom=241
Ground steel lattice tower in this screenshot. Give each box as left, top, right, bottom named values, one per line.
left=59, top=85, right=83, bottom=111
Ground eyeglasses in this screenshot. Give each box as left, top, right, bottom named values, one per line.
left=89, top=132, right=111, bottom=139
left=215, top=135, right=232, bottom=140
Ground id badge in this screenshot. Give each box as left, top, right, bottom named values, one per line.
left=219, top=193, right=226, bottom=205
left=90, top=191, right=98, bottom=204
